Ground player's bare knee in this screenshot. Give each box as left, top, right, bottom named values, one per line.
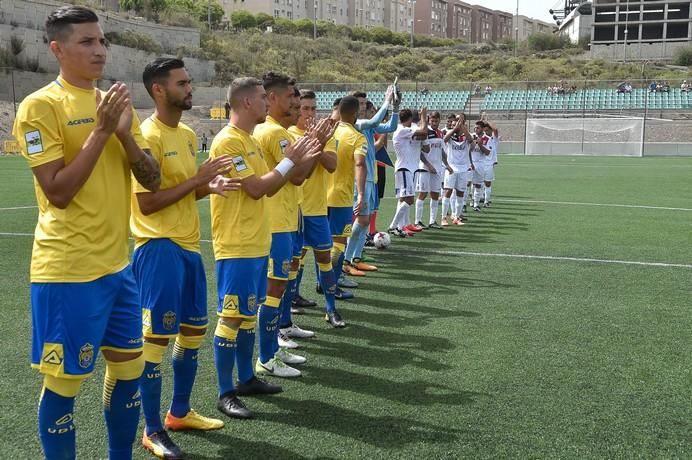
left=176, top=329, right=205, bottom=350
left=104, top=352, right=145, bottom=381
left=314, top=249, right=331, bottom=264
left=218, top=317, right=242, bottom=330
left=143, top=336, right=169, bottom=347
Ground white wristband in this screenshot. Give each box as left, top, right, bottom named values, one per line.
left=274, top=158, right=295, bottom=177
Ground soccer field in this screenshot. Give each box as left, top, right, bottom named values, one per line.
left=1, top=154, right=690, bottom=459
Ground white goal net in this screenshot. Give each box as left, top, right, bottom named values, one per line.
left=525, top=117, right=644, bottom=156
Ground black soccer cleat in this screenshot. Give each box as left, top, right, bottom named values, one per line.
left=325, top=310, right=346, bottom=328
left=142, top=430, right=184, bottom=460
left=217, top=391, right=253, bottom=419
left=236, top=376, right=283, bottom=396
left=293, top=294, right=317, bottom=308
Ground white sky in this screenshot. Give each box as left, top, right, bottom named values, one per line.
left=472, top=0, right=558, bottom=23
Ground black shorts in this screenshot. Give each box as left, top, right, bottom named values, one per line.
left=377, top=164, right=386, bottom=199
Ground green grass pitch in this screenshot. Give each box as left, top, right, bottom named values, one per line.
left=0, top=154, right=690, bottom=459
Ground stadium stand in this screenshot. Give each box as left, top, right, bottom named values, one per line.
left=315, top=90, right=471, bottom=112
left=481, top=88, right=692, bottom=112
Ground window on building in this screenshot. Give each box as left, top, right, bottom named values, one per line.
left=667, top=22, right=689, bottom=40
left=668, top=3, right=690, bottom=20
left=594, top=25, right=615, bottom=41
left=642, top=4, right=664, bottom=21
left=595, top=6, right=616, bottom=23
left=641, top=23, right=663, bottom=40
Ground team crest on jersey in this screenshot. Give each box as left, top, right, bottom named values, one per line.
left=279, top=139, right=289, bottom=153
left=281, top=260, right=290, bottom=275
left=78, top=343, right=94, bottom=369
left=223, top=295, right=239, bottom=313
left=25, top=130, right=44, bottom=155
left=162, top=311, right=177, bottom=330
left=188, top=140, right=195, bottom=156
left=247, top=294, right=257, bottom=312
left=232, top=155, right=248, bottom=172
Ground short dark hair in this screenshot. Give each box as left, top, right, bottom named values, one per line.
left=142, top=58, right=185, bottom=98
left=399, top=109, right=413, bottom=123
left=475, top=120, right=487, bottom=128
left=339, top=96, right=360, bottom=118
left=429, top=111, right=440, bottom=118
left=447, top=113, right=457, bottom=120
left=46, top=6, right=99, bottom=42
left=332, top=97, right=342, bottom=109
left=293, top=87, right=301, bottom=98
left=365, top=101, right=375, bottom=111
left=300, top=89, right=316, bottom=100
left=262, top=71, right=295, bottom=94
left=351, top=91, right=367, bottom=99
left=228, top=77, right=263, bottom=108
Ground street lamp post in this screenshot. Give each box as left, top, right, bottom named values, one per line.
left=514, top=0, right=519, bottom=57
left=313, top=1, right=318, bottom=40
left=409, top=0, right=416, bottom=48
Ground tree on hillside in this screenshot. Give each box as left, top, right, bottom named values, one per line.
left=294, top=18, right=314, bottom=37
left=255, top=13, right=274, bottom=30
left=231, top=10, right=257, bottom=30
left=527, top=32, right=570, bottom=51
left=119, top=0, right=167, bottom=18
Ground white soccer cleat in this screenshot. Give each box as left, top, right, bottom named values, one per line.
left=255, top=357, right=301, bottom=378
left=278, top=332, right=299, bottom=349
left=280, top=324, right=315, bottom=339
left=276, top=348, right=307, bottom=365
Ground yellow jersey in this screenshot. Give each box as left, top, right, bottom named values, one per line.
left=209, top=123, right=271, bottom=259
left=130, top=116, right=200, bottom=252
left=253, top=116, right=299, bottom=232
left=289, top=126, right=337, bottom=217
left=327, top=122, right=367, bottom=208
left=12, top=76, right=148, bottom=283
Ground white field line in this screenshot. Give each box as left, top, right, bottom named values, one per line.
left=0, top=205, right=37, bottom=211
left=0, top=234, right=688, bottom=269
left=406, top=247, right=692, bottom=269
left=379, top=196, right=692, bottom=211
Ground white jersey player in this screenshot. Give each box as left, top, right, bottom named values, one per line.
left=389, top=108, right=428, bottom=236
left=415, top=111, right=452, bottom=229
left=441, top=113, right=474, bottom=226
left=471, top=121, right=493, bottom=211
left=483, top=122, right=500, bottom=206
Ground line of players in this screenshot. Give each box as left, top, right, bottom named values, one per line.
left=13, top=6, right=501, bottom=460
left=387, top=110, right=500, bottom=238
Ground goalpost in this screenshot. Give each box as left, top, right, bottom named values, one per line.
left=525, top=117, right=645, bottom=157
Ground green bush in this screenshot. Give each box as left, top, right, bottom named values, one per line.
left=105, top=30, right=161, bottom=54
left=527, top=32, right=570, bottom=51
left=674, top=45, right=692, bottom=66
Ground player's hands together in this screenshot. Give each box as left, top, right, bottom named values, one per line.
left=96, top=82, right=130, bottom=136
left=307, top=117, right=337, bottom=147
left=284, top=135, right=322, bottom=165
left=207, top=174, right=242, bottom=197
left=195, top=155, right=234, bottom=187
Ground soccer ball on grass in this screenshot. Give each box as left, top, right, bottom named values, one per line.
left=372, top=232, right=391, bottom=249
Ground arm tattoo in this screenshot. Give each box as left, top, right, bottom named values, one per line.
left=131, top=149, right=161, bottom=192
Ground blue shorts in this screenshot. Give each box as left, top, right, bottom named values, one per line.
left=269, top=232, right=294, bottom=280
left=353, top=181, right=378, bottom=216
left=328, top=206, right=353, bottom=237
left=216, top=257, right=268, bottom=319
left=31, top=266, right=142, bottom=378
left=132, top=239, right=208, bottom=338
left=292, top=217, right=304, bottom=258
left=303, top=215, right=333, bottom=251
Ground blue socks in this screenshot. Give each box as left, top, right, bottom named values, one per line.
left=279, top=276, right=298, bottom=329
left=103, top=363, right=142, bottom=460
left=318, top=262, right=337, bottom=313
left=38, top=388, right=76, bottom=460
left=344, top=221, right=366, bottom=262
left=170, top=340, right=199, bottom=418
left=258, top=298, right=280, bottom=364
left=140, top=360, right=163, bottom=434
left=213, top=323, right=238, bottom=397
left=236, top=325, right=256, bottom=385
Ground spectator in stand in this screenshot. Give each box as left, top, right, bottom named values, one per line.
left=649, top=81, right=657, bottom=92
left=681, top=80, right=690, bottom=92
left=484, top=85, right=492, bottom=95
left=661, top=81, right=670, bottom=93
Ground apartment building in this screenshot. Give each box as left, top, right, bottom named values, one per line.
left=514, top=14, right=554, bottom=42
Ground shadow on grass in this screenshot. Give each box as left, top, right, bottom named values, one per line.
left=256, top=396, right=466, bottom=448
left=183, top=431, right=309, bottom=460
left=297, top=365, right=488, bottom=408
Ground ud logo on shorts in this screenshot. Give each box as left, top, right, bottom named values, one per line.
left=281, top=259, right=290, bottom=275
left=162, top=311, right=177, bottom=330
left=248, top=294, right=257, bottom=312
left=78, top=343, right=94, bottom=369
